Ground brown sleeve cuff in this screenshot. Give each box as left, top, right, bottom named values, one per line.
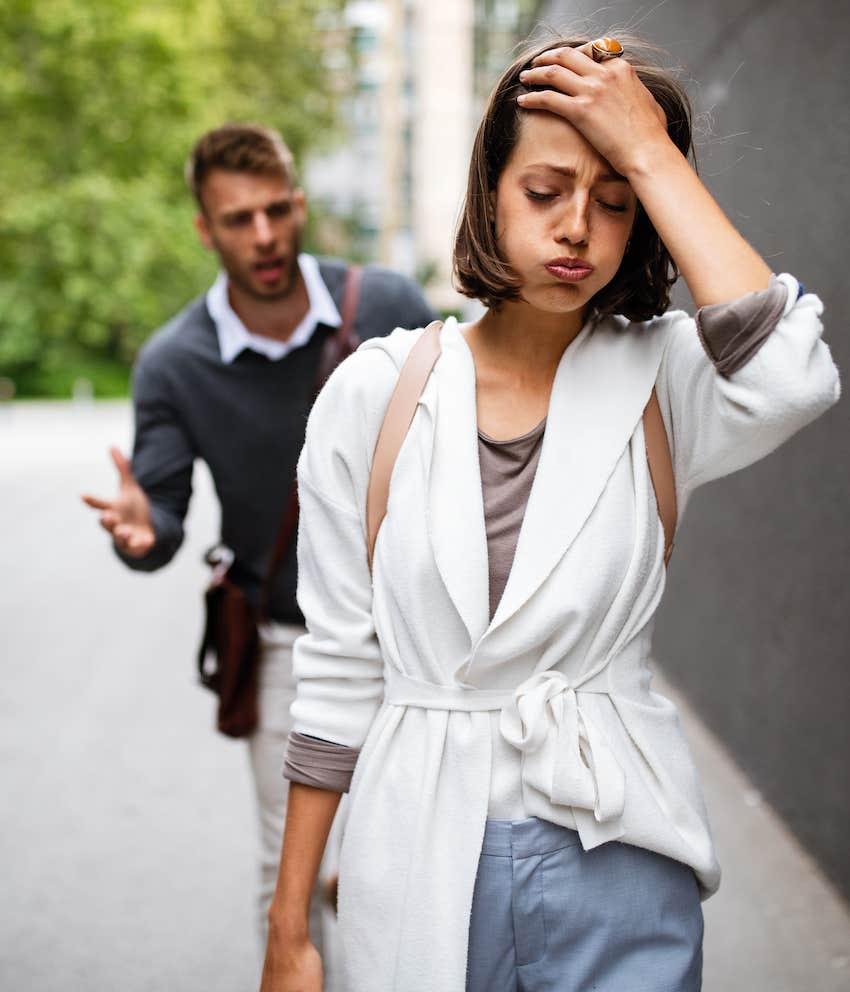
left=283, top=731, right=359, bottom=793
left=695, top=274, right=789, bottom=378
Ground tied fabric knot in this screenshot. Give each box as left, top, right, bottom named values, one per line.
left=499, top=670, right=626, bottom=823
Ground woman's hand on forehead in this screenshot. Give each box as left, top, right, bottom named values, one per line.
left=516, top=44, right=668, bottom=179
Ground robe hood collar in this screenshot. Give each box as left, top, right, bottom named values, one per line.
left=362, top=315, right=669, bottom=655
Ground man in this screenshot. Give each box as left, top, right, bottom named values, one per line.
left=81, top=122, right=435, bottom=955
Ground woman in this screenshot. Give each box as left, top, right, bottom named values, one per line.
left=261, top=34, right=840, bottom=992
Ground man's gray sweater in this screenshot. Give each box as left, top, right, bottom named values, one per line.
left=120, top=257, right=436, bottom=623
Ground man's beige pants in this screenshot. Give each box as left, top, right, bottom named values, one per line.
left=249, top=622, right=327, bottom=957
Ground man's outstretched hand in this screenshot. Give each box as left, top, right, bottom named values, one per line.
left=81, top=447, right=155, bottom=558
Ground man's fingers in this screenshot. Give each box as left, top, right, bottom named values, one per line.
left=110, top=446, right=135, bottom=484
left=81, top=493, right=112, bottom=511
left=113, top=534, right=132, bottom=555
left=129, top=533, right=154, bottom=554
left=115, top=522, right=153, bottom=546
left=103, top=510, right=121, bottom=528
left=113, top=524, right=153, bottom=557
left=99, top=515, right=118, bottom=536
left=110, top=523, right=132, bottom=553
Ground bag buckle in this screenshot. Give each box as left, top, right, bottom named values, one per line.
left=205, top=543, right=235, bottom=583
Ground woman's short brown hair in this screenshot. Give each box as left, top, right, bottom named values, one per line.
left=185, top=122, right=297, bottom=211
left=453, top=34, right=694, bottom=322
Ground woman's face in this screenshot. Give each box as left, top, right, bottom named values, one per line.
left=493, top=111, right=637, bottom=316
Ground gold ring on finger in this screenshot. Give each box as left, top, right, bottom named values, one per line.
left=591, top=37, right=625, bottom=62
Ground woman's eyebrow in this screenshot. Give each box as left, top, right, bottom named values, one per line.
left=523, top=163, right=629, bottom=183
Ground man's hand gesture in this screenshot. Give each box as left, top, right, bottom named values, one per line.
left=81, top=447, right=156, bottom=558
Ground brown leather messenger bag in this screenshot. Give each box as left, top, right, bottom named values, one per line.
left=365, top=320, right=677, bottom=573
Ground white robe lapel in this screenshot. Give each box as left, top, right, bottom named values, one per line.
left=422, top=318, right=491, bottom=648
left=487, top=315, right=669, bottom=635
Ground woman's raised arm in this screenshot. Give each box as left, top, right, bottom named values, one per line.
left=516, top=44, right=773, bottom=307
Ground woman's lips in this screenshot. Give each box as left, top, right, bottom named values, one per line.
left=545, top=258, right=594, bottom=283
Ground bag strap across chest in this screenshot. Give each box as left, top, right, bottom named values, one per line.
left=260, top=264, right=363, bottom=613
left=365, top=320, right=677, bottom=573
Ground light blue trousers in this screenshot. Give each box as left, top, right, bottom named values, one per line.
left=466, top=817, right=703, bottom=992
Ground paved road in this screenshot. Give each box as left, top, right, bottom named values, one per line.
left=2, top=401, right=849, bottom=991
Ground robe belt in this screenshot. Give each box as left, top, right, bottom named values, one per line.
left=384, top=664, right=635, bottom=826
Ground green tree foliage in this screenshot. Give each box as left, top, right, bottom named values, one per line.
left=0, top=0, right=347, bottom=396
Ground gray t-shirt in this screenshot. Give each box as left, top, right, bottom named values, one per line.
left=477, top=418, right=547, bottom=620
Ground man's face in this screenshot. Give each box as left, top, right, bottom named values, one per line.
left=195, top=169, right=307, bottom=301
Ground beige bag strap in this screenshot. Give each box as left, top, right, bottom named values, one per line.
left=643, top=387, right=677, bottom=565
left=366, top=321, right=443, bottom=572
left=365, top=324, right=677, bottom=571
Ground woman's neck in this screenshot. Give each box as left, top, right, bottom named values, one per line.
left=467, top=300, right=587, bottom=379
left=461, top=300, right=589, bottom=440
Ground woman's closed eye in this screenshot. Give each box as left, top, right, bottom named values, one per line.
left=525, top=189, right=629, bottom=214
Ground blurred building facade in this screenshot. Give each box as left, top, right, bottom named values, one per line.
left=305, top=0, right=532, bottom=310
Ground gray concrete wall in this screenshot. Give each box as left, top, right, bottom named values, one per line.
left=535, top=0, right=850, bottom=900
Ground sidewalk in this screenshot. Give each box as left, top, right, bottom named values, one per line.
left=657, top=670, right=850, bottom=991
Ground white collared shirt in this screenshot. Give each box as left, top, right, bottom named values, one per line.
left=206, top=253, right=342, bottom=364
